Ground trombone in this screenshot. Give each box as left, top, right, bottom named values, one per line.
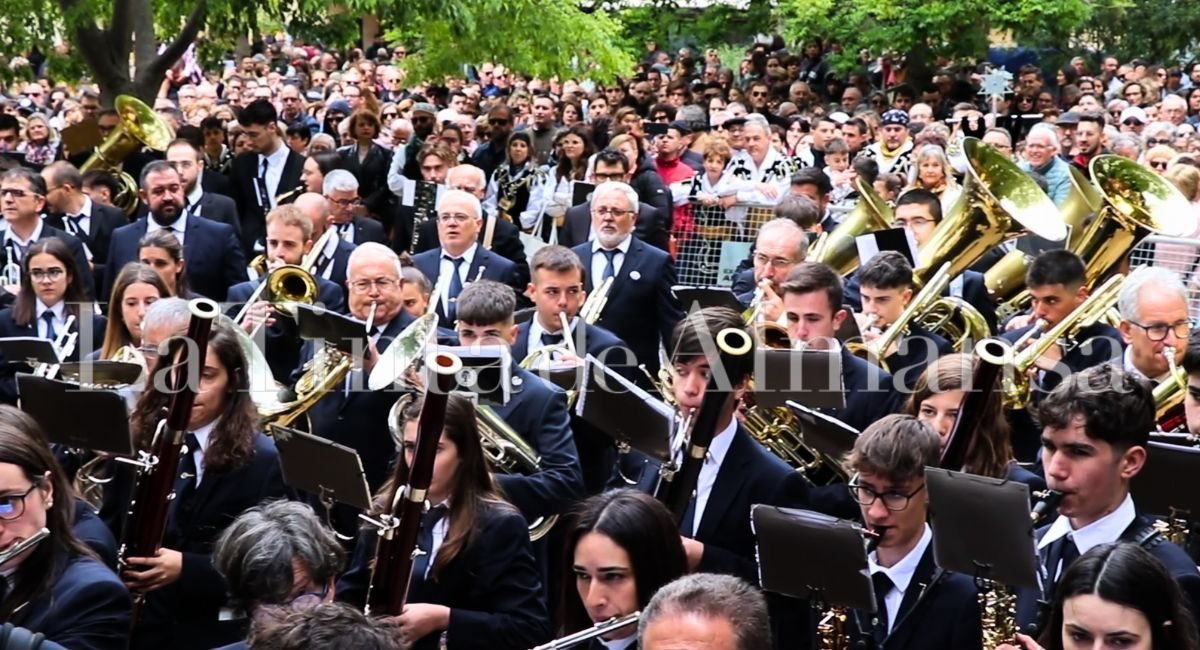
left=233, top=228, right=335, bottom=336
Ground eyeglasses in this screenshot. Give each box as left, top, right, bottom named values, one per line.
left=437, top=212, right=472, bottom=223
left=0, top=481, right=42, bottom=520
left=592, top=173, right=624, bottom=183
left=592, top=207, right=633, bottom=218
left=329, top=197, right=361, bottom=208
left=349, top=277, right=399, bottom=293
left=0, top=188, right=40, bottom=199
left=382, top=112, right=398, bottom=119
left=752, top=252, right=793, bottom=270
left=29, top=268, right=65, bottom=281
left=847, top=481, right=925, bottom=511
left=1150, top=160, right=1170, bottom=170
left=1147, top=138, right=1174, bottom=147
left=1122, top=119, right=1144, bottom=127
left=1128, top=319, right=1191, bottom=341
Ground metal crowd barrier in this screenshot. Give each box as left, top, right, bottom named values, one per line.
left=1129, top=235, right=1200, bottom=317
left=672, top=202, right=775, bottom=288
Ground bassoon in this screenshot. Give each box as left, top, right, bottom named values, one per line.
left=939, top=338, right=1007, bottom=470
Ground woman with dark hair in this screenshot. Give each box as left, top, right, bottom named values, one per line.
left=0, top=406, right=130, bottom=649
left=337, top=392, right=551, bottom=650
left=301, top=149, right=347, bottom=194
left=559, top=98, right=583, bottom=127
left=137, top=229, right=192, bottom=298
left=906, top=353, right=1044, bottom=491
left=542, top=124, right=596, bottom=229
left=105, top=323, right=287, bottom=649
left=100, top=262, right=170, bottom=362
left=558, top=489, right=687, bottom=649
left=0, top=238, right=105, bottom=404
left=997, top=542, right=1200, bottom=650
left=484, top=131, right=546, bottom=230
left=339, top=109, right=393, bottom=222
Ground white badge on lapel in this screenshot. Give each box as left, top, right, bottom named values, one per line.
left=629, top=271, right=641, bottom=281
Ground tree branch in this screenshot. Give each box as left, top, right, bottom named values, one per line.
left=133, top=0, right=155, bottom=75
left=143, top=0, right=207, bottom=83
left=110, top=0, right=135, bottom=67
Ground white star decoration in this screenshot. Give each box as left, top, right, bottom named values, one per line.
left=979, top=69, right=1013, bottom=100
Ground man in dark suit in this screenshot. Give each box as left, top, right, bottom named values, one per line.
left=226, top=204, right=345, bottom=382
left=513, top=245, right=627, bottom=494
left=844, top=414, right=983, bottom=650
left=322, top=169, right=388, bottom=247
left=559, top=149, right=670, bottom=251
left=0, top=167, right=94, bottom=302
left=294, top=191, right=355, bottom=288
left=230, top=100, right=305, bottom=255
left=1002, top=250, right=1124, bottom=460
left=40, top=161, right=127, bottom=296
left=411, top=190, right=519, bottom=324
left=858, top=251, right=953, bottom=392
left=165, top=139, right=241, bottom=236
left=780, top=262, right=901, bottom=431
left=104, top=161, right=247, bottom=301
left=413, top=164, right=530, bottom=294
left=570, top=181, right=684, bottom=379
left=1015, top=365, right=1200, bottom=632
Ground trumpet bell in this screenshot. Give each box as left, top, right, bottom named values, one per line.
left=809, top=177, right=893, bottom=277
left=266, top=264, right=319, bottom=306
left=1062, top=165, right=1103, bottom=251
left=916, top=138, right=1066, bottom=285
left=368, top=313, right=439, bottom=391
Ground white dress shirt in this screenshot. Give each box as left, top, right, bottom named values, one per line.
left=63, top=196, right=95, bottom=260
left=189, top=417, right=220, bottom=485
left=185, top=177, right=205, bottom=219
left=600, top=635, right=637, bottom=650
left=527, top=314, right=580, bottom=355
left=4, top=218, right=44, bottom=261
left=424, top=500, right=451, bottom=579
left=674, top=417, right=737, bottom=537
left=34, top=299, right=66, bottom=340
left=259, top=144, right=290, bottom=208
left=590, top=236, right=632, bottom=285
left=868, top=524, right=933, bottom=635
left=437, top=242, right=479, bottom=307
left=148, top=212, right=189, bottom=248
left=1037, top=493, right=1136, bottom=583
left=317, top=230, right=339, bottom=280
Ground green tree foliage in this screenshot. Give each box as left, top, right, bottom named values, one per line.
left=613, top=0, right=778, bottom=54
left=1076, top=0, right=1200, bottom=65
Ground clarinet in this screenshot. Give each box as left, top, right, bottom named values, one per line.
left=365, top=352, right=462, bottom=617
left=940, top=338, right=1007, bottom=470
left=117, top=299, right=219, bottom=615
left=658, top=327, right=754, bottom=524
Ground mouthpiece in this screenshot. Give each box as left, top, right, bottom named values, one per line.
left=1030, top=490, right=1064, bottom=525
left=864, top=527, right=887, bottom=553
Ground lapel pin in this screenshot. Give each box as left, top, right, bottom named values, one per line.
left=630, top=270, right=641, bottom=281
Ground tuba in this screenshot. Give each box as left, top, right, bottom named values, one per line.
left=81, top=96, right=175, bottom=215
left=808, top=177, right=893, bottom=277
left=475, top=404, right=558, bottom=540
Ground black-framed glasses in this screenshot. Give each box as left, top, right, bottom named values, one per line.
left=0, top=188, right=40, bottom=199
left=329, top=197, right=361, bottom=208
left=0, top=481, right=43, bottom=520
left=1128, top=319, right=1190, bottom=341
left=847, top=481, right=925, bottom=511
left=1147, top=138, right=1174, bottom=147
left=1150, top=160, right=1170, bottom=170
left=29, top=268, right=65, bottom=281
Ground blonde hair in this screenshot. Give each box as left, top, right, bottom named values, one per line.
left=1165, top=164, right=1200, bottom=202
left=907, top=144, right=958, bottom=192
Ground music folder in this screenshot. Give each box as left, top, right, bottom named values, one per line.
left=1133, top=441, right=1200, bottom=518
left=576, top=355, right=673, bottom=462
left=924, top=467, right=1040, bottom=589
left=571, top=181, right=596, bottom=206
left=0, top=337, right=60, bottom=366
left=855, top=227, right=919, bottom=268
left=672, top=286, right=746, bottom=313
left=752, top=505, right=876, bottom=611
left=271, top=425, right=372, bottom=512
left=437, top=344, right=512, bottom=406
left=17, top=374, right=133, bottom=455
left=292, top=303, right=371, bottom=358
left=786, top=400, right=859, bottom=461
left=752, top=348, right=845, bottom=410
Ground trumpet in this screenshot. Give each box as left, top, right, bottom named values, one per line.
left=34, top=314, right=77, bottom=379
left=1154, top=344, right=1187, bottom=430
left=530, top=612, right=640, bottom=650
left=0, top=244, right=20, bottom=287
left=743, top=281, right=790, bottom=349
left=847, top=263, right=952, bottom=371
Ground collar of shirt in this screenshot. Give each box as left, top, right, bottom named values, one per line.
left=5, top=219, right=43, bottom=247
left=186, top=178, right=204, bottom=208
left=528, top=315, right=579, bottom=351
left=74, top=195, right=94, bottom=219
left=1123, top=345, right=1171, bottom=383
left=599, top=635, right=637, bottom=650
left=442, top=241, right=478, bottom=266
left=591, top=234, right=633, bottom=256
left=868, top=523, right=933, bottom=597
left=34, top=298, right=65, bottom=323
left=191, top=417, right=221, bottom=484
left=149, top=212, right=189, bottom=239
left=261, top=143, right=289, bottom=171
left=1038, top=493, right=1135, bottom=554
left=425, top=499, right=452, bottom=579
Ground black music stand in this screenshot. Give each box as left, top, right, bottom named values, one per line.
left=571, top=181, right=596, bottom=206
left=855, top=227, right=919, bottom=268
left=272, top=425, right=372, bottom=512
left=292, top=303, right=371, bottom=357
left=0, top=337, right=59, bottom=367
left=437, top=344, right=511, bottom=405
left=753, top=348, right=845, bottom=410
left=58, top=361, right=143, bottom=386
left=577, top=355, right=674, bottom=462
left=786, top=400, right=859, bottom=461
left=924, top=467, right=1040, bottom=590
left=752, top=505, right=877, bottom=612
left=18, top=374, right=133, bottom=455
left=1134, top=442, right=1200, bottom=530
left=672, top=286, right=746, bottom=313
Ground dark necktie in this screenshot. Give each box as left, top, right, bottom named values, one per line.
left=177, top=432, right=201, bottom=503
left=445, top=256, right=465, bottom=321
left=256, top=157, right=270, bottom=209
left=411, top=504, right=449, bottom=584
left=65, top=214, right=83, bottom=236
left=1050, top=534, right=1080, bottom=584
left=541, top=331, right=564, bottom=346
left=680, top=490, right=698, bottom=537
left=337, top=221, right=353, bottom=237
left=872, top=571, right=894, bottom=643
left=601, top=249, right=618, bottom=281
left=41, top=310, right=56, bottom=341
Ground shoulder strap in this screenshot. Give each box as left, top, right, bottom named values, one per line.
left=1130, top=522, right=1166, bottom=551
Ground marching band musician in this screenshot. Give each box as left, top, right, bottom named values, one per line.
left=906, top=353, right=1046, bottom=491
left=0, top=408, right=131, bottom=650
left=843, top=414, right=983, bottom=650
left=570, top=181, right=684, bottom=381
left=857, top=250, right=953, bottom=391
left=293, top=192, right=357, bottom=288
left=1013, top=365, right=1200, bottom=632
left=411, top=189, right=521, bottom=325
left=227, top=205, right=346, bottom=381
left=735, top=218, right=808, bottom=320
left=98, top=262, right=169, bottom=363
left=108, top=322, right=288, bottom=650
left=559, top=489, right=687, bottom=650
left=514, top=245, right=628, bottom=494
left=1002, top=250, right=1124, bottom=459
left=337, top=392, right=552, bottom=650
left=1117, top=265, right=1191, bottom=388
left=779, top=262, right=900, bottom=430
left=0, top=167, right=95, bottom=303
left=1182, top=331, right=1200, bottom=435
left=452, top=280, right=585, bottom=533
left=0, top=238, right=106, bottom=405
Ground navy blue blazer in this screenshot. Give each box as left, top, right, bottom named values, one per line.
left=414, top=212, right=532, bottom=296
left=827, top=345, right=902, bottom=432
left=315, top=237, right=356, bottom=289
left=103, top=215, right=248, bottom=302
left=885, top=322, right=955, bottom=392
left=338, top=502, right=552, bottom=650
left=0, top=224, right=95, bottom=302
left=226, top=276, right=346, bottom=381
left=844, top=269, right=998, bottom=334
left=344, top=215, right=389, bottom=247
left=45, top=201, right=128, bottom=297
left=411, top=246, right=521, bottom=323
left=74, top=499, right=118, bottom=569
left=847, top=543, right=983, bottom=650
left=191, top=190, right=241, bottom=237
left=561, top=201, right=669, bottom=252
left=1016, top=514, right=1200, bottom=633
left=15, top=551, right=131, bottom=650
left=0, top=307, right=106, bottom=405
left=572, top=238, right=684, bottom=377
